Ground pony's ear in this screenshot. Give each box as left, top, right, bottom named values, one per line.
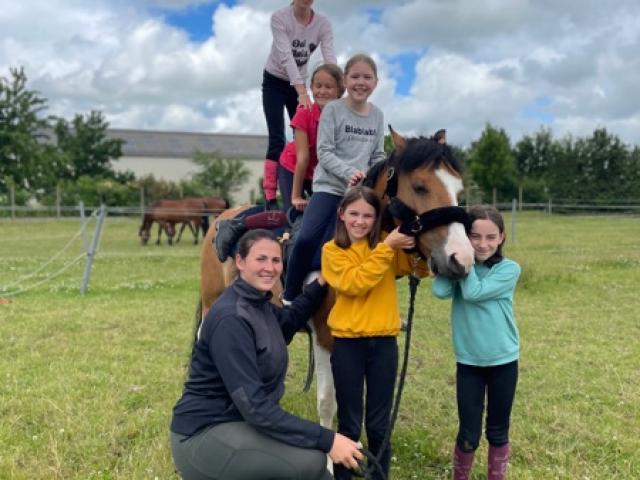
left=388, top=125, right=406, bottom=151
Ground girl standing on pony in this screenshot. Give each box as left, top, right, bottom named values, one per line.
left=262, top=0, right=336, bottom=210
left=214, top=63, right=344, bottom=262
left=321, top=186, right=429, bottom=480
left=282, top=53, right=385, bottom=303
left=432, top=205, right=521, bottom=480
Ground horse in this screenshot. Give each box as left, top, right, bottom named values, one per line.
left=139, top=198, right=209, bottom=246
left=174, top=196, right=230, bottom=244
left=197, top=128, right=475, bottom=429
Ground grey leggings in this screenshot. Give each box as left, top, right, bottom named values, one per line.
left=171, top=422, right=332, bottom=480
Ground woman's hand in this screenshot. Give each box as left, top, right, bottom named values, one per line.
left=316, top=273, right=326, bottom=287
left=328, top=433, right=363, bottom=470
left=292, top=196, right=308, bottom=211
left=297, top=92, right=312, bottom=110
left=383, top=227, right=416, bottom=250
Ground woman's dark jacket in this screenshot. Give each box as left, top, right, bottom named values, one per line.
left=171, top=278, right=333, bottom=452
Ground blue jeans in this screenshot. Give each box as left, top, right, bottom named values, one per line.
left=331, top=337, right=398, bottom=480
left=278, top=166, right=312, bottom=213
left=456, top=360, right=518, bottom=452
left=283, top=192, right=341, bottom=300
left=262, top=70, right=298, bottom=161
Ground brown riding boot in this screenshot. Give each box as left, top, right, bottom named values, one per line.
left=452, top=445, right=475, bottom=480
left=488, top=443, right=510, bottom=480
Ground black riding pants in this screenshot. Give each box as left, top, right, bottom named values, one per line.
left=455, top=360, right=518, bottom=452
left=331, top=337, right=398, bottom=480
left=262, top=70, right=298, bottom=161
left=171, top=422, right=332, bottom=480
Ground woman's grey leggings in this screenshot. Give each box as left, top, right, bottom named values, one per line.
left=171, top=422, right=332, bottom=480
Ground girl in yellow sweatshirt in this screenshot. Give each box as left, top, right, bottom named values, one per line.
left=321, top=185, right=428, bottom=479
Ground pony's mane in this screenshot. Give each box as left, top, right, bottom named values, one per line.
left=364, top=136, right=463, bottom=186
left=363, top=159, right=387, bottom=188
left=392, top=136, right=463, bottom=174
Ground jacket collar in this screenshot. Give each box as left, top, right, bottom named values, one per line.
left=232, top=278, right=273, bottom=305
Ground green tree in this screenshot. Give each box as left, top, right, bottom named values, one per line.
left=191, top=151, right=250, bottom=202
left=513, top=127, right=560, bottom=202
left=0, top=66, right=53, bottom=194
left=468, top=124, right=517, bottom=203
left=548, top=129, right=631, bottom=202
left=53, top=111, right=124, bottom=181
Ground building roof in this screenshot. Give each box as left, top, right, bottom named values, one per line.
left=107, top=128, right=268, bottom=160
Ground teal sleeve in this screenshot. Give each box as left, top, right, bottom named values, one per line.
left=432, top=275, right=455, bottom=299
left=458, top=261, right=521, bottom=302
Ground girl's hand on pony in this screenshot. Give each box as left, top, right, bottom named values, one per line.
left=348, top=170, right=365, bottom=186
left=384, top=227, right=416, bottom=250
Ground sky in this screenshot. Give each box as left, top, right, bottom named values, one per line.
left=2, top=0, right=640, bottom=147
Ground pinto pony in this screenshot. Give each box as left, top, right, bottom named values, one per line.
left=197, top=128, right=474, bottom=428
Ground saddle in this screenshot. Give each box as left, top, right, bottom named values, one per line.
left=226, top=206, right=308, bottom=284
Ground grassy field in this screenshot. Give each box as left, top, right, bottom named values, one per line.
left=0, top=212, right=638, bottom=479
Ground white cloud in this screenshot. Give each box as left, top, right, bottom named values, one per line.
left=2, top=0, right=640, bottom=146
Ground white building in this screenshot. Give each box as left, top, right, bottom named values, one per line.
left=108, top=128, right=268, bottom=204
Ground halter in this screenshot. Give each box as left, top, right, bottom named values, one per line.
left=383, top=160, right=471, bottom=240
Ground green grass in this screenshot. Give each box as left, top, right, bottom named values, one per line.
left=1, top=213, right=639, bottom=479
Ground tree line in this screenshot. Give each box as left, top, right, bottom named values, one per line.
left=1, top=67, right=249, bottom=209
left=466, top=124, right=640, bottom=205
left=2, top=66, right=639, bottom=210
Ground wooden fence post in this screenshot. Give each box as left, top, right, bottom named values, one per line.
left=56, top=184, right=61, bottom=218
left=511, top=198, right=517, bottom=244
left=10, top=183, right=15, bottom=220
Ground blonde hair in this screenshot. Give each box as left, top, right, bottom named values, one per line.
left=344, top=53, right=378, bottom=79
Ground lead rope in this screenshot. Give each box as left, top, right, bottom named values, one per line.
left=354, top=255, right=422, bottom=480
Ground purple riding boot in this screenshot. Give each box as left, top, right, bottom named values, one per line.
left=488, top=443, right=510, bottom=480
left=452, top=445, right=474, bottom=480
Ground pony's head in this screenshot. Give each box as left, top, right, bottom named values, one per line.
left=139, top=215, right=151, bottom=245
left=377, top=128, right=474, bottom=278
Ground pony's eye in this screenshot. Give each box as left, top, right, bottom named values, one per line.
left=412, top=184, right=428, bottom=195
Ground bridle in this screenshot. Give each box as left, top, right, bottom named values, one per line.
left=372, top=155, right=471, bottom=253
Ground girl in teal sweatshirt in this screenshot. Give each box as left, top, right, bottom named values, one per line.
left=432, top=205, right=521, bottom=480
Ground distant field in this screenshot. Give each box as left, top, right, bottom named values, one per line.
left=1, top=212, right=638, bottom=479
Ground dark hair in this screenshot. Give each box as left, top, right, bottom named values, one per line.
left=311, top=63, right=345, bottom=98
left=334, top=186, right=381, bottom=249
left=344, top=53, right=378, bottom=79
left=468, top=205, right=505, bottom=267
left=236, top=228, right=281, bottom=258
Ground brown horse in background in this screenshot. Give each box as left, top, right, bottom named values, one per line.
left=197, top=128, right=475, bottom=429
left=174, top=196, right=230, bottom=244
left=139, top=196, right=229, bottom=246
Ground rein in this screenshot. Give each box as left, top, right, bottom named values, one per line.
left=354, top=269, right=421, bottom=480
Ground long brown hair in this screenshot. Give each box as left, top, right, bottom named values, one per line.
left=334, top=186, right=382, bottom=249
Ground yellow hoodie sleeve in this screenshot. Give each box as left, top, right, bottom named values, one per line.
left=321, top=241, right=395, bottom=296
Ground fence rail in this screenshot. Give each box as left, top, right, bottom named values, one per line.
left=1, top=201, right=640, bottom=219
left=0, top=205, right=227, bottom=218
